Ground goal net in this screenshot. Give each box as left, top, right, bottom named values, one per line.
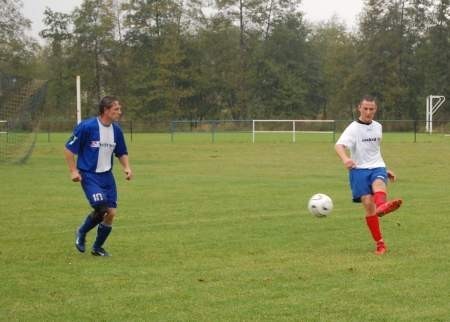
left=0, top=120, right=6, bottom=133
left=426, top=95, right=446, bottom=134
left=252, top=119, right=336, bottom=143
left=0, top=73, right=47, bottom=163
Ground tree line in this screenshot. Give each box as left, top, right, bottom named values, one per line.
left=1, top=0, right=449, bottom=122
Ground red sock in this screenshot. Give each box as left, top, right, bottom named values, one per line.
left=373, top=191, right=387, bottom=207
left=365, top=215, right=382, bottom=242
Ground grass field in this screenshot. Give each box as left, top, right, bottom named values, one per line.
left=1, top=132, right=450, bottom=321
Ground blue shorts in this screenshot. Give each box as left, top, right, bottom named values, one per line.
left=349, top=167, right=387, bottom=202
left=80, top=170, right=117, bottom=208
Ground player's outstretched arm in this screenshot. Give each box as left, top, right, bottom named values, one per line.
left=118, top=154, right=132, bottom=180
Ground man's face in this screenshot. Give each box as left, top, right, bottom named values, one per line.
left=104, top=101, right=122, bottom=122
left=358, top=100, right=377, bottom=123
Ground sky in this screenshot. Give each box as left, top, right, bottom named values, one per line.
left=23, top=0, right=364, bottom=43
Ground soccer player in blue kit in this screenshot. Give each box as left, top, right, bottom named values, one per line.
left=335, top=95, right=402, bottom=255
left=64, top=96, right=132, bottom=257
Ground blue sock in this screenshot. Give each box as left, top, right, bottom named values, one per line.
left=93, top=223, right=112, bottom=250
left=78, top=213, right=99, bottom=235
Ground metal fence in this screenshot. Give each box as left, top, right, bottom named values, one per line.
left=30, top=119, right=450, bottom=142
left=3, top=118, right=450, bottom=163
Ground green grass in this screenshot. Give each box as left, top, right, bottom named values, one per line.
left=1, top=133, right=450, bottom=321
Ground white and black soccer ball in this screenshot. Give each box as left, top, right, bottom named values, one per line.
left=308, top=193, right=333, bottom=217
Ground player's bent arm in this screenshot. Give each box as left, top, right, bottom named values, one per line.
left=64, top=147, right=81, bottom=182
left=335, top=144, right=356, bottom=169
left=118, top=154, right=132, bottom=180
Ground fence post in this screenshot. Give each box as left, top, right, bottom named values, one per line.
left=211, top=121, right=217, bottom=143
left=414, top=119, right=417, bottom=143
left=130, top=120, right=133, bottom=143
left=332, top=121, right=336, bottom=143
left=170, top=121, right=175, bottom=143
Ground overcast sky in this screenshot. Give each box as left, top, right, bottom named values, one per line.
left=23, top=0, right=364, bottom=42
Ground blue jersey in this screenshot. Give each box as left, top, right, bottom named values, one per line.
left=65, top=117, right=128, bottom=173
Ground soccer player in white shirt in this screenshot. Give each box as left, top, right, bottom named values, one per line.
left=335, top=95, right=402, bottom=255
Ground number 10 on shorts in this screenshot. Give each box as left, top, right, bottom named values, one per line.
left=92, top=193, right=104, bottom=202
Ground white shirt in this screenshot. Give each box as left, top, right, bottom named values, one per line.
left=96, top=118, right=116, bottom=172
left=336, top=120, right=386, bottom=169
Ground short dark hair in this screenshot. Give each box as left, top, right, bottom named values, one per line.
left=360, top=95, right=376, bottom=104
left=98, top=96, right=119, bottom=114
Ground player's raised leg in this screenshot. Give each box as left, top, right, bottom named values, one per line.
left=376, top=198, right=403, bottom=216
left=374, top=190, right=402, bottom=216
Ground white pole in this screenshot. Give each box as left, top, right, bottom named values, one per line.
left=428, top=95, right=432, bottom=134
left=292, top=121, right=296, bottom=143
left=426, top=96, right=429, bottom=133
left=252, top=120, right=255, bottom=143
left=76, top=75, right=81, bottom=124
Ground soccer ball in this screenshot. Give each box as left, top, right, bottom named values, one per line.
left=308, top=193, right=333, bottom=217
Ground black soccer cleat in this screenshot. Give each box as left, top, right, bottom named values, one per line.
left=91, top=247, right=110, bottom=257
left=75, top=230, right=86, bottom=253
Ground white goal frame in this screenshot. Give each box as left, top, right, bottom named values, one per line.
left=252, top=119, right=335, bottom=143
left=426, top=95, right=445, bottom=134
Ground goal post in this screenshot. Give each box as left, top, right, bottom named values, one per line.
left=76, top=75, right=81, bottom=124
left=252, top=119, right=336, bottom=143
left=0, top=120, right=6, bottom=161
left=426, top=95, right=445, bottom=134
